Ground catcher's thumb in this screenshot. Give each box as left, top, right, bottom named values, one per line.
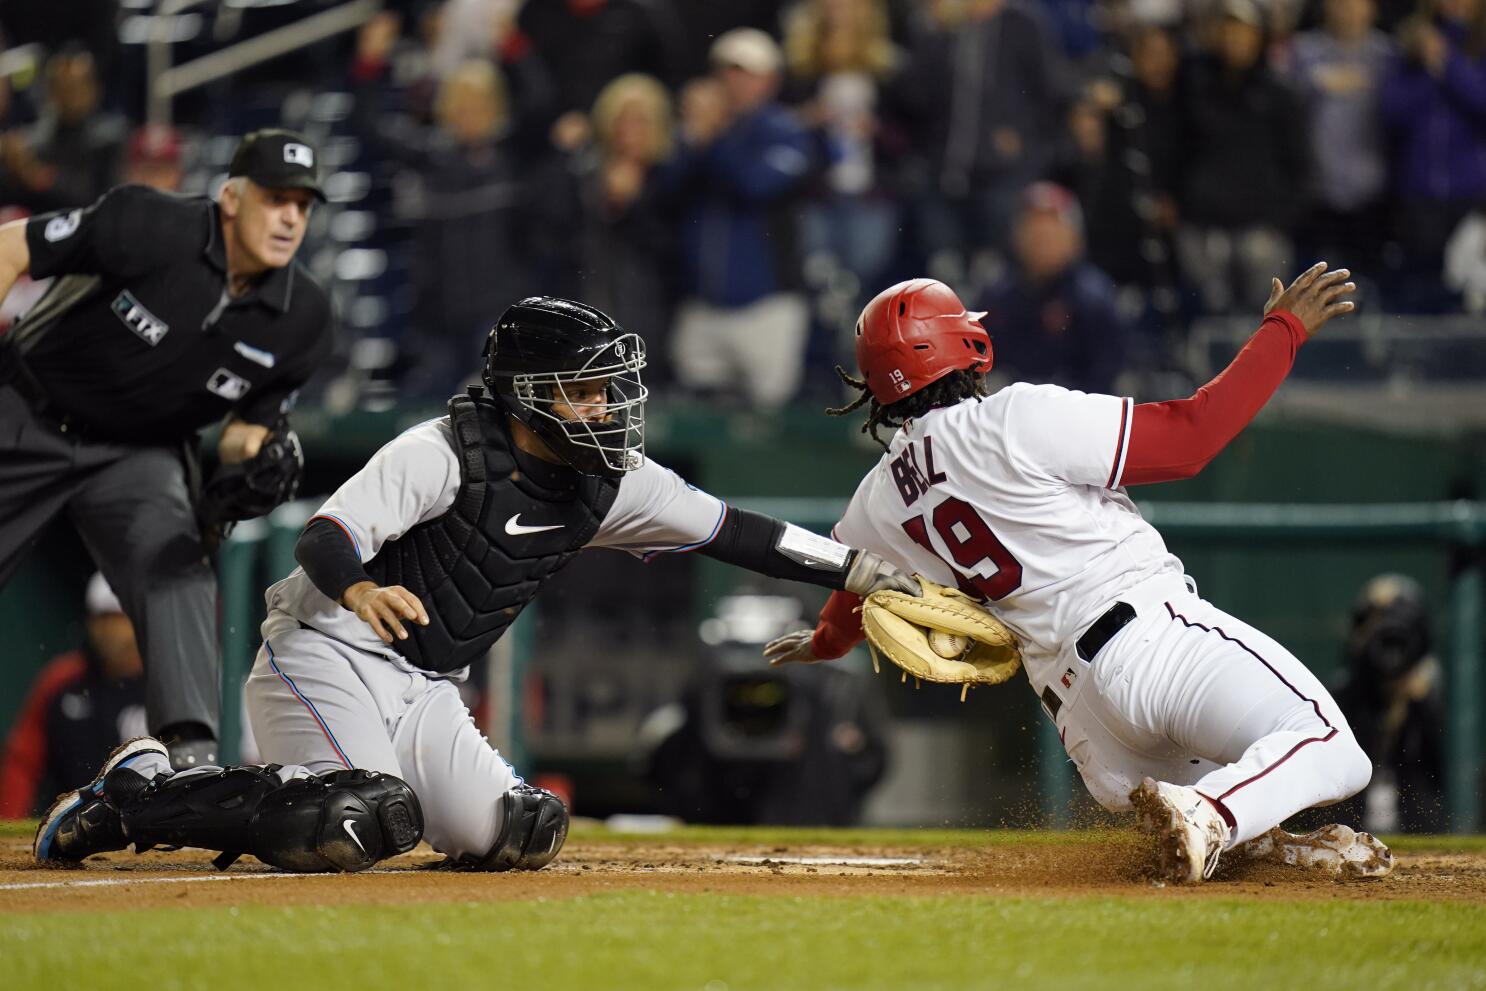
left=868, top=568, right=921, bottom=597
left=1265, top=277, right=1284, bottom=313
left=844, top=551, right=920, bottom=597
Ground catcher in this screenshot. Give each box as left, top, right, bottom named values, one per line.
left=765, top=267, right=1396, bottom=884
left=36, top=296, right=916, bottom=874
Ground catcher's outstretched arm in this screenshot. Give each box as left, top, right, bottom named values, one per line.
left=697, top=508, right=916, bottom=596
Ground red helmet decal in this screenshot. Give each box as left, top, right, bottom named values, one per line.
left=854, top=279, right=993, bottom=404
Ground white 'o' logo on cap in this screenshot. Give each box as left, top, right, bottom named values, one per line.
left=283, top=143, right=314, bottom=168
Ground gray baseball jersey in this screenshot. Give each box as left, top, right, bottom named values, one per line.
left=261, top=416, right=725, bottom=671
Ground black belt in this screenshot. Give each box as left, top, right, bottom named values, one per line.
left=1041, top=601, right=1139, bottom=722
left=1076, top=601, right=1137, bottom=663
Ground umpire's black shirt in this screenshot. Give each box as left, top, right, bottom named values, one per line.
left=9, top=184, right=332, bottom=444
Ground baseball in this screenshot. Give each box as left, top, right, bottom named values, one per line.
left=929, top=630, right=969, bottom=658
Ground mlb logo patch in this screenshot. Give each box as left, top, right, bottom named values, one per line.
left=1061, top=668, right=1077, bottom=690
left=283, top=143, right=314, bottom=168
left=206, top=367, right=252, bottom=401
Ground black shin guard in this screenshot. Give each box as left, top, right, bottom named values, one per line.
left=119, top=767, right=424, bottom=873
left=463, top=783, right=569, bottom=872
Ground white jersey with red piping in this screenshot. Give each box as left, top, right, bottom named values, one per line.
left=832, top=382, right=1183, bottom=691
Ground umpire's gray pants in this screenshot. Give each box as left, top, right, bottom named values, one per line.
left=0, top=384, right=219, bottom=737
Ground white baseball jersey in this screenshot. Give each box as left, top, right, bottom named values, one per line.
left=833, top=383, right=1183, bottom=692
left=263, top=416, right=726, bottom=669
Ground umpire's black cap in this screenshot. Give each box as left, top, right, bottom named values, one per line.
left=228, top=128, right=326, bottom=201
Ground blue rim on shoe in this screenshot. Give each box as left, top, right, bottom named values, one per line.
left=33, top=737, right=167, bottom=862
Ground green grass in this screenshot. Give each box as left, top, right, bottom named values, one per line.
left=3, top=894, right=1484, bottom=991
left=5, top=823, right=1486, bottom=990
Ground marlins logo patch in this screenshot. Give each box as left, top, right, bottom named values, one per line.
left=206, top=367, right=252, bottom=401
left=111, top=290, right=169, bottom=346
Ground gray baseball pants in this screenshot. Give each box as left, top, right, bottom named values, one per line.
left=247, top=614, right=520, bottom=861
left=0, top=384, right=220, bottom=738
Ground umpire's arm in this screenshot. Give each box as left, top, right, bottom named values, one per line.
left=0, top=219, right=32, bottom=304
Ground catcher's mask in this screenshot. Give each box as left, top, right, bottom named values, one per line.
left=855, top=278, right=993, bottom=404
left=482, top=296, right=647, bottom=476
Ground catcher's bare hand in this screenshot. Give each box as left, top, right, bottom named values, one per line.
left=844, top=551, right=921, bottom=597
left=1263, top=261, right=1356, bottom=339
left=764, top=629, right=822, bottom=666
left=341, top=581, right=429, bottom=644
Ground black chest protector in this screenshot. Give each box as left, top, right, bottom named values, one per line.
left=366, top=389, right=619, bottom=673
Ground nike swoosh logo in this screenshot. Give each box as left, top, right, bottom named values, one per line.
left=343, top=818, right=366, bottom=854
left=505, top=514, right=564, bottom=536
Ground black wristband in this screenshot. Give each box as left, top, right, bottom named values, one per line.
left=697, top=508, right=851, bottom=590
left=296, top=517, right=372, bottom=604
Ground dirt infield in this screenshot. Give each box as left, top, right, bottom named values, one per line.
left=4, top=830, right=1485, bottom=914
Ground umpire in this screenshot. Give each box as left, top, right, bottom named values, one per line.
left=0, top=128, right=333, bottom=769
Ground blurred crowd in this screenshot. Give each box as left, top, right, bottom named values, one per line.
left=3, top=0, right=1486, bottom=406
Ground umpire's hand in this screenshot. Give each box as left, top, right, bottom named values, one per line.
left=1264, top=261, right=1357, bottom=339
left=341, top=581, right=429, bottom=643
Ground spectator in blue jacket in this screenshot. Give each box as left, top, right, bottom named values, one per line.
left=979, top=182, right=1130, bottom=395
left=1380, top=0, right=1486, bottom=303
left=663, top=29, right=819, bottom=408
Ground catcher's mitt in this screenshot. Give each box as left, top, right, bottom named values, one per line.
left=199, top=422, right=304, bottom=531
left=860, top=576, right=1022, bottom=701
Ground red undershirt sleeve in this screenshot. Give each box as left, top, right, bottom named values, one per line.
left=1121, top=310, right=1306, bottom=486
left=812, top=589, right=865, bottom=659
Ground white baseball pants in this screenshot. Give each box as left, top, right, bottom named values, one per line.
left=1054, top=573, right=1373, bottom=846
left=244, top=618, right=519, bottom=860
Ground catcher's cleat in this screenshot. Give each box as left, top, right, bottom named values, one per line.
left=1236, top=824, right=1394, bottom=879
left=1130, top=777, right=1231, bottom=884
left=34, top=737, right=168, bottom=863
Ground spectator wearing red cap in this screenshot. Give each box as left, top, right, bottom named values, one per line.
left=978, top=182, right=1131, bottom=395
left=123, top=124, right=185, bottom=193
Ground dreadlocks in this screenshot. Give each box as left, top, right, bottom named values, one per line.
left=826, top=366, right=990, bottom=450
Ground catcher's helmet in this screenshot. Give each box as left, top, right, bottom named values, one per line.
left=854, top=279, right=993, bottom=405
left=483, top=296, right=647, bottom=476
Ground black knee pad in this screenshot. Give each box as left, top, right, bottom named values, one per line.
left=253, top=769, right=424, bottom=873
left=120, top=766, right=423, bottom=873
left=471, top=783, right=568, bottom=872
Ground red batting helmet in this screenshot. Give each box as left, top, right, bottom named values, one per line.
left=854, top=278, right=993, bottom=404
